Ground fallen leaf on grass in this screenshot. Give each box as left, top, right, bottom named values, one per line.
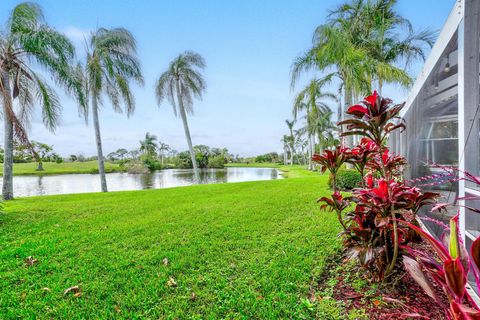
left=114, top=305, right=121, bottom=313
left=25, top=256, right=38, bottom=266
left=20, top=292, right=27, bottom=301
left=73, top=292, right=82, bottom=298
left=166, top=277, right=177, bottom=287
left=42, top=287, right=51, bottom=293
left=163, top=258, right=169, bottom=266
left=63, top=286, right=81, bottom=295
left=190, top=292, right=196, bottom=301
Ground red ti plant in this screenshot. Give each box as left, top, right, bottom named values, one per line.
left=349, top=138, right=378, bottom=184
left=312, top=145, right=351, bottom=191
left=314, top=91, right=439, bottom=280
left=403, top=214, right=480, bottom=319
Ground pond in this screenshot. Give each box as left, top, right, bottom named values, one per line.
left=3, top=167, right=283, bottom=197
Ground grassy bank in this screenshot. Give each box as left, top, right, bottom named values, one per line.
left=226, top=162, right=319, bottom=178
left=225, top=162, right=281, bottom=168
left=0, top=161, right=124, bottom=176
left=0, top=174, right=343, bottom=319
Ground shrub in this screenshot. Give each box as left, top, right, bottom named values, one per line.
left=142, top=157, right=162, bottom=170
left=328, top=169, right=361, bottom=190
left=207, top=154, right=226, bottom=168
left=313, top=91, right=439, bottom=281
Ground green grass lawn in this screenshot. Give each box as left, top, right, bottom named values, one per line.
left=0, top=160, right=124, bottom=176
left=0, top=172, right=343, bottom=319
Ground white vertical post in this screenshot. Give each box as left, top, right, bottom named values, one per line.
left=458, top=11, right=466, bottom=240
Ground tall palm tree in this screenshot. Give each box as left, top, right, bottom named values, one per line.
left=155, top=51, right=206, bottom=180
left=281, top=135, right=289, bottom=165
left=291, top=0, right=431, bottom=147
left=0, top=3, right=85, bottom=199
left=329, top=0, right=435, bottom=93
left=80, top=28, right=144, bottom=192
left=310, top=109, right=337, bottom=154
left=293, top=78, right=336, bottom=169
left=285, top=119, right=296, bottom=165
left=139, top=132, right=158, bottom=157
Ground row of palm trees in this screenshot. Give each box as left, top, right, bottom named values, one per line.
left=281, top=111, right=338, bottom=168
left=289, top=0, right=435, bottom=154
left=0, top=3, right=206, bottom=199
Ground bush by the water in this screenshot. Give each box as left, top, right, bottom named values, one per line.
left=328, top=168, right=362, bottom=190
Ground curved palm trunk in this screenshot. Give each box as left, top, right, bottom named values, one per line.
left=2, top=72, right=14, bottom=200
left=92, top=95, right=108, bottom=192
left=175, top=81, right=200, bottom=181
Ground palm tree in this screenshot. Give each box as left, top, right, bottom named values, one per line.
left=329, top=0, right=435, bottom=93
left=310, top=110, right=337, bottom=154
left=32, top=141, right=53, bottom=171
left=157, top=142, right=171, bottom=165
left=80, top=28, right=144, bottom=192
left=139, top=132, right=158, bottom=157
left=116, top=148, right=128, bottom=161
left=292, top=78, right=336, bottom=169
left=291, top=27, right=371, bottom=133
left=155, top=51, right=206, bottom=180
left=291, top=0, right=430, bottom=147
left=0, top=3, right=85, bottom=199
left=285, top=119, right=296, bottom=165
left=281, top=135, right=290, bottom=165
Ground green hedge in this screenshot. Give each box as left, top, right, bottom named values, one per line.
left=328, top=169, right=362, bottom=190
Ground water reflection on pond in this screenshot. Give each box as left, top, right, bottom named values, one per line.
left=4, top=167, right=283, bottom=197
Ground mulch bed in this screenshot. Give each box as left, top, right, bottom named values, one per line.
left=314, top=240, right=450, bottom=319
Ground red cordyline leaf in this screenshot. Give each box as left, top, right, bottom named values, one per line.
left=450, top=301, right=480, bottom=320
left=471, top=238, right=480, bottom=273
left=444, top=258, right=467, bottom=300
left=365, top=174, right=374, bottom=188
left=399, top=220, right=450, bottom=262
left=371, top=179, right=389, bottom=200
left=364, top=90, right=378, bottom=109
left=403, top=256, right=440, bottom=304
left=346, top=104, right=368, bottom=117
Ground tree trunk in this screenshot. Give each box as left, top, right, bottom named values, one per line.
left=290, top=146, right=295, bottom=166
left=308, top=134, right=313, bottom=170
left=343, top=86, right=354, bottom=149
left=175, top=81, right=200, bottom=181
left=2, top=72, right=14, bottom=200
left=36, top=161, right=44, bottom=171
left=92, top=95, right=108, bottom=192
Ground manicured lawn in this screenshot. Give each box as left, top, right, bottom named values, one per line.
left=0, top=174, right=343, bottom=319
left=0, top=161, right=124, bottom=176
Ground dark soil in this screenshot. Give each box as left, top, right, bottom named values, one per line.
left=314, top=241, right=450, bottom=319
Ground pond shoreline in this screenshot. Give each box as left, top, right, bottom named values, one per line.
left=2, top=167, right=284, bottom=197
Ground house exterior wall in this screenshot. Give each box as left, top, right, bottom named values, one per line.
left=391, top=0, right=480, bottom=290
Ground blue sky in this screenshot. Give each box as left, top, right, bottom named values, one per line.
left=0, top=0, right=456, bottom=157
